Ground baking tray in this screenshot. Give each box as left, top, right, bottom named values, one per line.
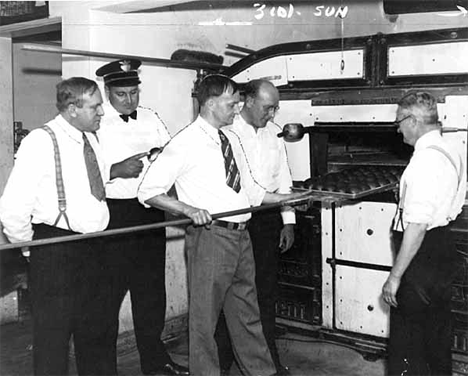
left=295, top=166, right=404, bottom=201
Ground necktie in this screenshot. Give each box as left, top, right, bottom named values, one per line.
left=83, top=133, right=106, bottom=201
left=119, top=110, right=137, bottom=123
left=218, top=130, right=241, bottom=193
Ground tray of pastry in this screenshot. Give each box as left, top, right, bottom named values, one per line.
left=295, top=166, right=405, bottom=200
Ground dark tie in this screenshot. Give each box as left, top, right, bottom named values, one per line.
left=218, top=130, right=241, bottom=193
left=119, top=110, right=137, bottom=123
left=83, top=133, right=106, bottom=201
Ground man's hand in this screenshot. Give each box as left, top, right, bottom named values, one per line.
left=381, top=223, right=427, bottom=309
left=263, top=191, right=312, bottom=212
left=184, top=207, right=212, bottom=227
left=110, top=152, right=149, bottom=179
left=144, top=194, right=212, bottom=228
left=21, top=247, right=30, bottom=262
left=382, top=274, right=401, bottom=308
left=279, top=224, right=294, bottom=253
left=287, top=192, right=312, bottom=212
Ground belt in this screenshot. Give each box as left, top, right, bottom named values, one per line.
left=211, top=220, right=249, bottom=231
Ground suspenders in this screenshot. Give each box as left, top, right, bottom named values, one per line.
left=42, top=125, right=72, bottom=231
left=426, top=145, right=463, bottom=188
left=397, top=145, right=462, bottom=230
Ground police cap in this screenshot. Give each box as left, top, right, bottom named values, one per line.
left=96, top=59, right=141, bottom=87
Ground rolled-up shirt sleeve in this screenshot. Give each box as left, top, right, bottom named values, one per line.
left=278, top=142, right=296, bottom=225
left=280, top=209, right=296, bottom=225
left=137, top=138, right=186, bottom=206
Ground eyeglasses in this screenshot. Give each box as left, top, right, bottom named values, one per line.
left=394, top=115, right=412, bottom=126
left=264, top=105, right=280, bottom=114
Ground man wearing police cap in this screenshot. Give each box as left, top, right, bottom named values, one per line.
left=96, top=59, right=188, bottom=376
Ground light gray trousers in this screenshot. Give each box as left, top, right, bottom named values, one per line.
left=185, top=225, right=276, bottom=376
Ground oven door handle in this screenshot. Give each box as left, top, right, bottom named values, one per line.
left=325, top=257, right=392, bottom=272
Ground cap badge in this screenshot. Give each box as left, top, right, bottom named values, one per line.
left=120, top=60, right=132, bottom=72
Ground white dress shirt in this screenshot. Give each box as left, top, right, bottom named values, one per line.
left=138, top=115, right=266, bottom=223
left=0, top=114, right=110, bottom=243
left=394, top=130, right=466, bottom=232
left=98, top=103, right=171, bottom=199
left=224, top=115, right=296, bottom=225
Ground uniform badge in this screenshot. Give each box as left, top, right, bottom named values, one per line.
left=120, top=60, right=132, bottom=72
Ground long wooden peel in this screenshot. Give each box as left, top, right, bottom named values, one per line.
left=0, top=195, right=313, bottom=252
left=21, top=44, right=227, bottom=72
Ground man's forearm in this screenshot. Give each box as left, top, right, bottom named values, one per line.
left=390, top=222, right=427, bottom=279
left=145, top=193, right=213, bottom=226
left=262, top=192, right=297, bottom=204
left=145, top=193, right=193, bottom=217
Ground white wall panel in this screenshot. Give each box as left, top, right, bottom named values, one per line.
left=287, top=49, right=364, bottom=81
left=311, top=103, right=398, bottom=123
left=335, top=202, right=396, bottom=266
left=389, top=42, right=468, bottom=76
left=439, top=96, right=468, bottom=180
left=335, top=266, right=390, bottom=337
left=321, top=203, right=334, bottom=329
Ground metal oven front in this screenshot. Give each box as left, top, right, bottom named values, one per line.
left=222, top=26, right=468, bottom=369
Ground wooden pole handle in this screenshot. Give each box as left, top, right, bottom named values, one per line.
left=0, top=195, right=312, bottom=252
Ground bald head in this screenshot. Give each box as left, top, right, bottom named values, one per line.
left=242, top=79, right=280, bottom=130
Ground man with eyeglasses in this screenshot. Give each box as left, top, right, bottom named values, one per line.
left=138, top=75, right=309, bottom=376
left=215, top=79, right=295, bottom=376
left=382, top=91, right=466, bottom=376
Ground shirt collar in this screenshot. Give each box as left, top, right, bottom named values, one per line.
left=228, top=114, right=268, bottom=140
left=56, top=114, right=84, bottom=143
left=238, top=114, right=260, bottom=136
left=198, top=115, right=222, bottom=141
left=414, top=129, right=442, bottom=152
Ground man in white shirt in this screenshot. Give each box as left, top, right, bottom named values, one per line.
left=215, top=79, right=294, bottom=376
left=0, top=77, right=113, bottom=375
left=138, top=74, right=306, bottom=376
left=381, top=91, right=466, bottom=376
left=95, top=59, right=188, bottom=376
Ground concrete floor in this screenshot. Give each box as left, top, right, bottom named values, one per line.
left=211, top=331, right=386, bottom=376
left=0, top=250, right=387, bottom=375
left=0, top=319, right=386, bottom=376
left=273, top=334, right=385, bottom=376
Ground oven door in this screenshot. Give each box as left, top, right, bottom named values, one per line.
left=322, top=201, right=396, bottom=338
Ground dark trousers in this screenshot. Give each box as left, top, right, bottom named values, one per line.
left=102, top=198, right=169, bottom=374
left=215, top=209, right=283, bottom=372
left=30, top=224, right=113, bottom=376
left=388, top=226, right=461, bottom=376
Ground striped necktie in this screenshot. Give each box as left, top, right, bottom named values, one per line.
left=83, top=133, right=106, bottom=201
left=218, top=130, right=241, bottom=193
